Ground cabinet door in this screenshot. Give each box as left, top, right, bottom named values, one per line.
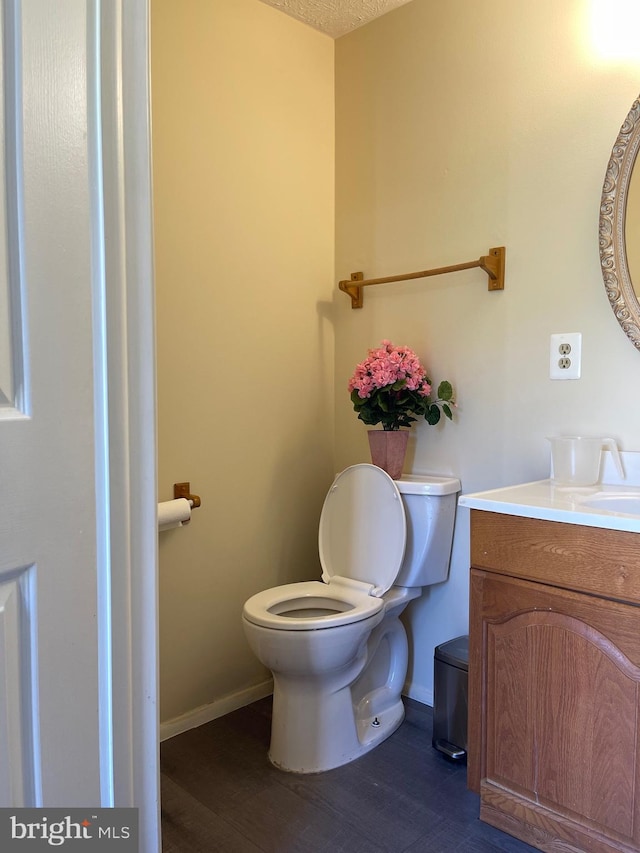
left=470, top=569, right=640, bottom=853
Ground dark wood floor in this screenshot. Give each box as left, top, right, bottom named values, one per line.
left=160, top=696, right=538, bottom=853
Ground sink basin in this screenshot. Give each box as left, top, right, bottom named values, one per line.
left=579, top=493, right=640, bottom=516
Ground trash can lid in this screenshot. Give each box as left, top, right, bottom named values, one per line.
left=435, top=635, right=469, bottom=669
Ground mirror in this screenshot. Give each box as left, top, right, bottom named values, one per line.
left=599, top=96, right=640, bottom=350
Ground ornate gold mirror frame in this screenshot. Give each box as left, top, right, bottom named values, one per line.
left=599, top=96, right=640, bottom=350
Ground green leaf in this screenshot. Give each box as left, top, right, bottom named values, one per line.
left=437, top=381, right=453, bottom=401
left=425, top=405, right=441, bottom=426
left=442, top=403, right=452, bottom=420
left=359, top=410, right=380, bottom=426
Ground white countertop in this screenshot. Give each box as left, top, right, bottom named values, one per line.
left=458, top=451, right=640, bottom=535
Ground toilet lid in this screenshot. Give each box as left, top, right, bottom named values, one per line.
left=318, top=464, right=406, bottom=597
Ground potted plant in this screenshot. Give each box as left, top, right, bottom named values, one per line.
left=348, top=340, right=455, bottom=478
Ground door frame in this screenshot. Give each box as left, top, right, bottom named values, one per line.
left=100, top=1, right=159, bottom=849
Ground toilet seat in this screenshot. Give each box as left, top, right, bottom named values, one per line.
left=242, top=580, right=384, bottom=630
left=242, top=465, right=407, bottom=632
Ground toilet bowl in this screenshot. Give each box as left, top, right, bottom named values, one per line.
left=242, top=463, right=460, bottom=773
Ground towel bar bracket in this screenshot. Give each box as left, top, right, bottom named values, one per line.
left=341, top=271, right=364, bottom=309
left=482, top=246, right=506, bottom=292
left=339, top=246, right=505, bottom=309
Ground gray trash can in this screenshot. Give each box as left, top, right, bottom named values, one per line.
left=432, top=634, right=468, bottom=761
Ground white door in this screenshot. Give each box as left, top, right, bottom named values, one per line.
left=0, top=0, right=159, bottom=839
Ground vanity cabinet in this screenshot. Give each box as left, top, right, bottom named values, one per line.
left=468, top=510, right=640, bottom=853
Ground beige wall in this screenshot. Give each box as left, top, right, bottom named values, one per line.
left=152, top=0, right=335, bottom=724
left=335, top=0, right=640, bottom=703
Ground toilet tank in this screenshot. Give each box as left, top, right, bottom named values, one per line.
left=394, top=474, right=460, bottom=587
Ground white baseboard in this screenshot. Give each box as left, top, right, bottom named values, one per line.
left=160, top=679, right=273, bottom=742
left=402, top=680, right=433, bottom=708
left=161, top=678, right=428, bottom=742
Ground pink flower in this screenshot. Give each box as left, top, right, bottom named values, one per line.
left=348, top=340, right=430, bottom=396
left=348, top=340, right=455, bottom=430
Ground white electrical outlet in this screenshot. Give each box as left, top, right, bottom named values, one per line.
left=550, top=333, right=582, bottom=380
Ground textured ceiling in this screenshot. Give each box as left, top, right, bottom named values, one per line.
left=258, top=0, right=413, bottom=38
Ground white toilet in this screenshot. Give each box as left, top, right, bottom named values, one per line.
left=242, top=463, right=460, bottom=774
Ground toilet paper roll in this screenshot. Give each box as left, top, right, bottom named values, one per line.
left=158, top=498, right=192, bottom=531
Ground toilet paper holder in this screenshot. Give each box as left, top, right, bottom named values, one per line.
left=173, top=481, right=201, bottom=510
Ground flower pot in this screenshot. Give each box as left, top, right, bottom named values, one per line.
left=367, top=430, right=409, bottom=480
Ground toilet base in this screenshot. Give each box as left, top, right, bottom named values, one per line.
left=268, top=678, right=406, bottom=774
left=267, top=603, right=413, bottom=773
left=355, top=687, right=405, bottom=748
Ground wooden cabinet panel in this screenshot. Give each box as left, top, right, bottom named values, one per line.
left=488, top=605, right=639, bottom=838
left=469, top=511, right=640, bottom=853
left=470, top=511, right=640, bottom=604
left=487, top=614, right=535, bottom=798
